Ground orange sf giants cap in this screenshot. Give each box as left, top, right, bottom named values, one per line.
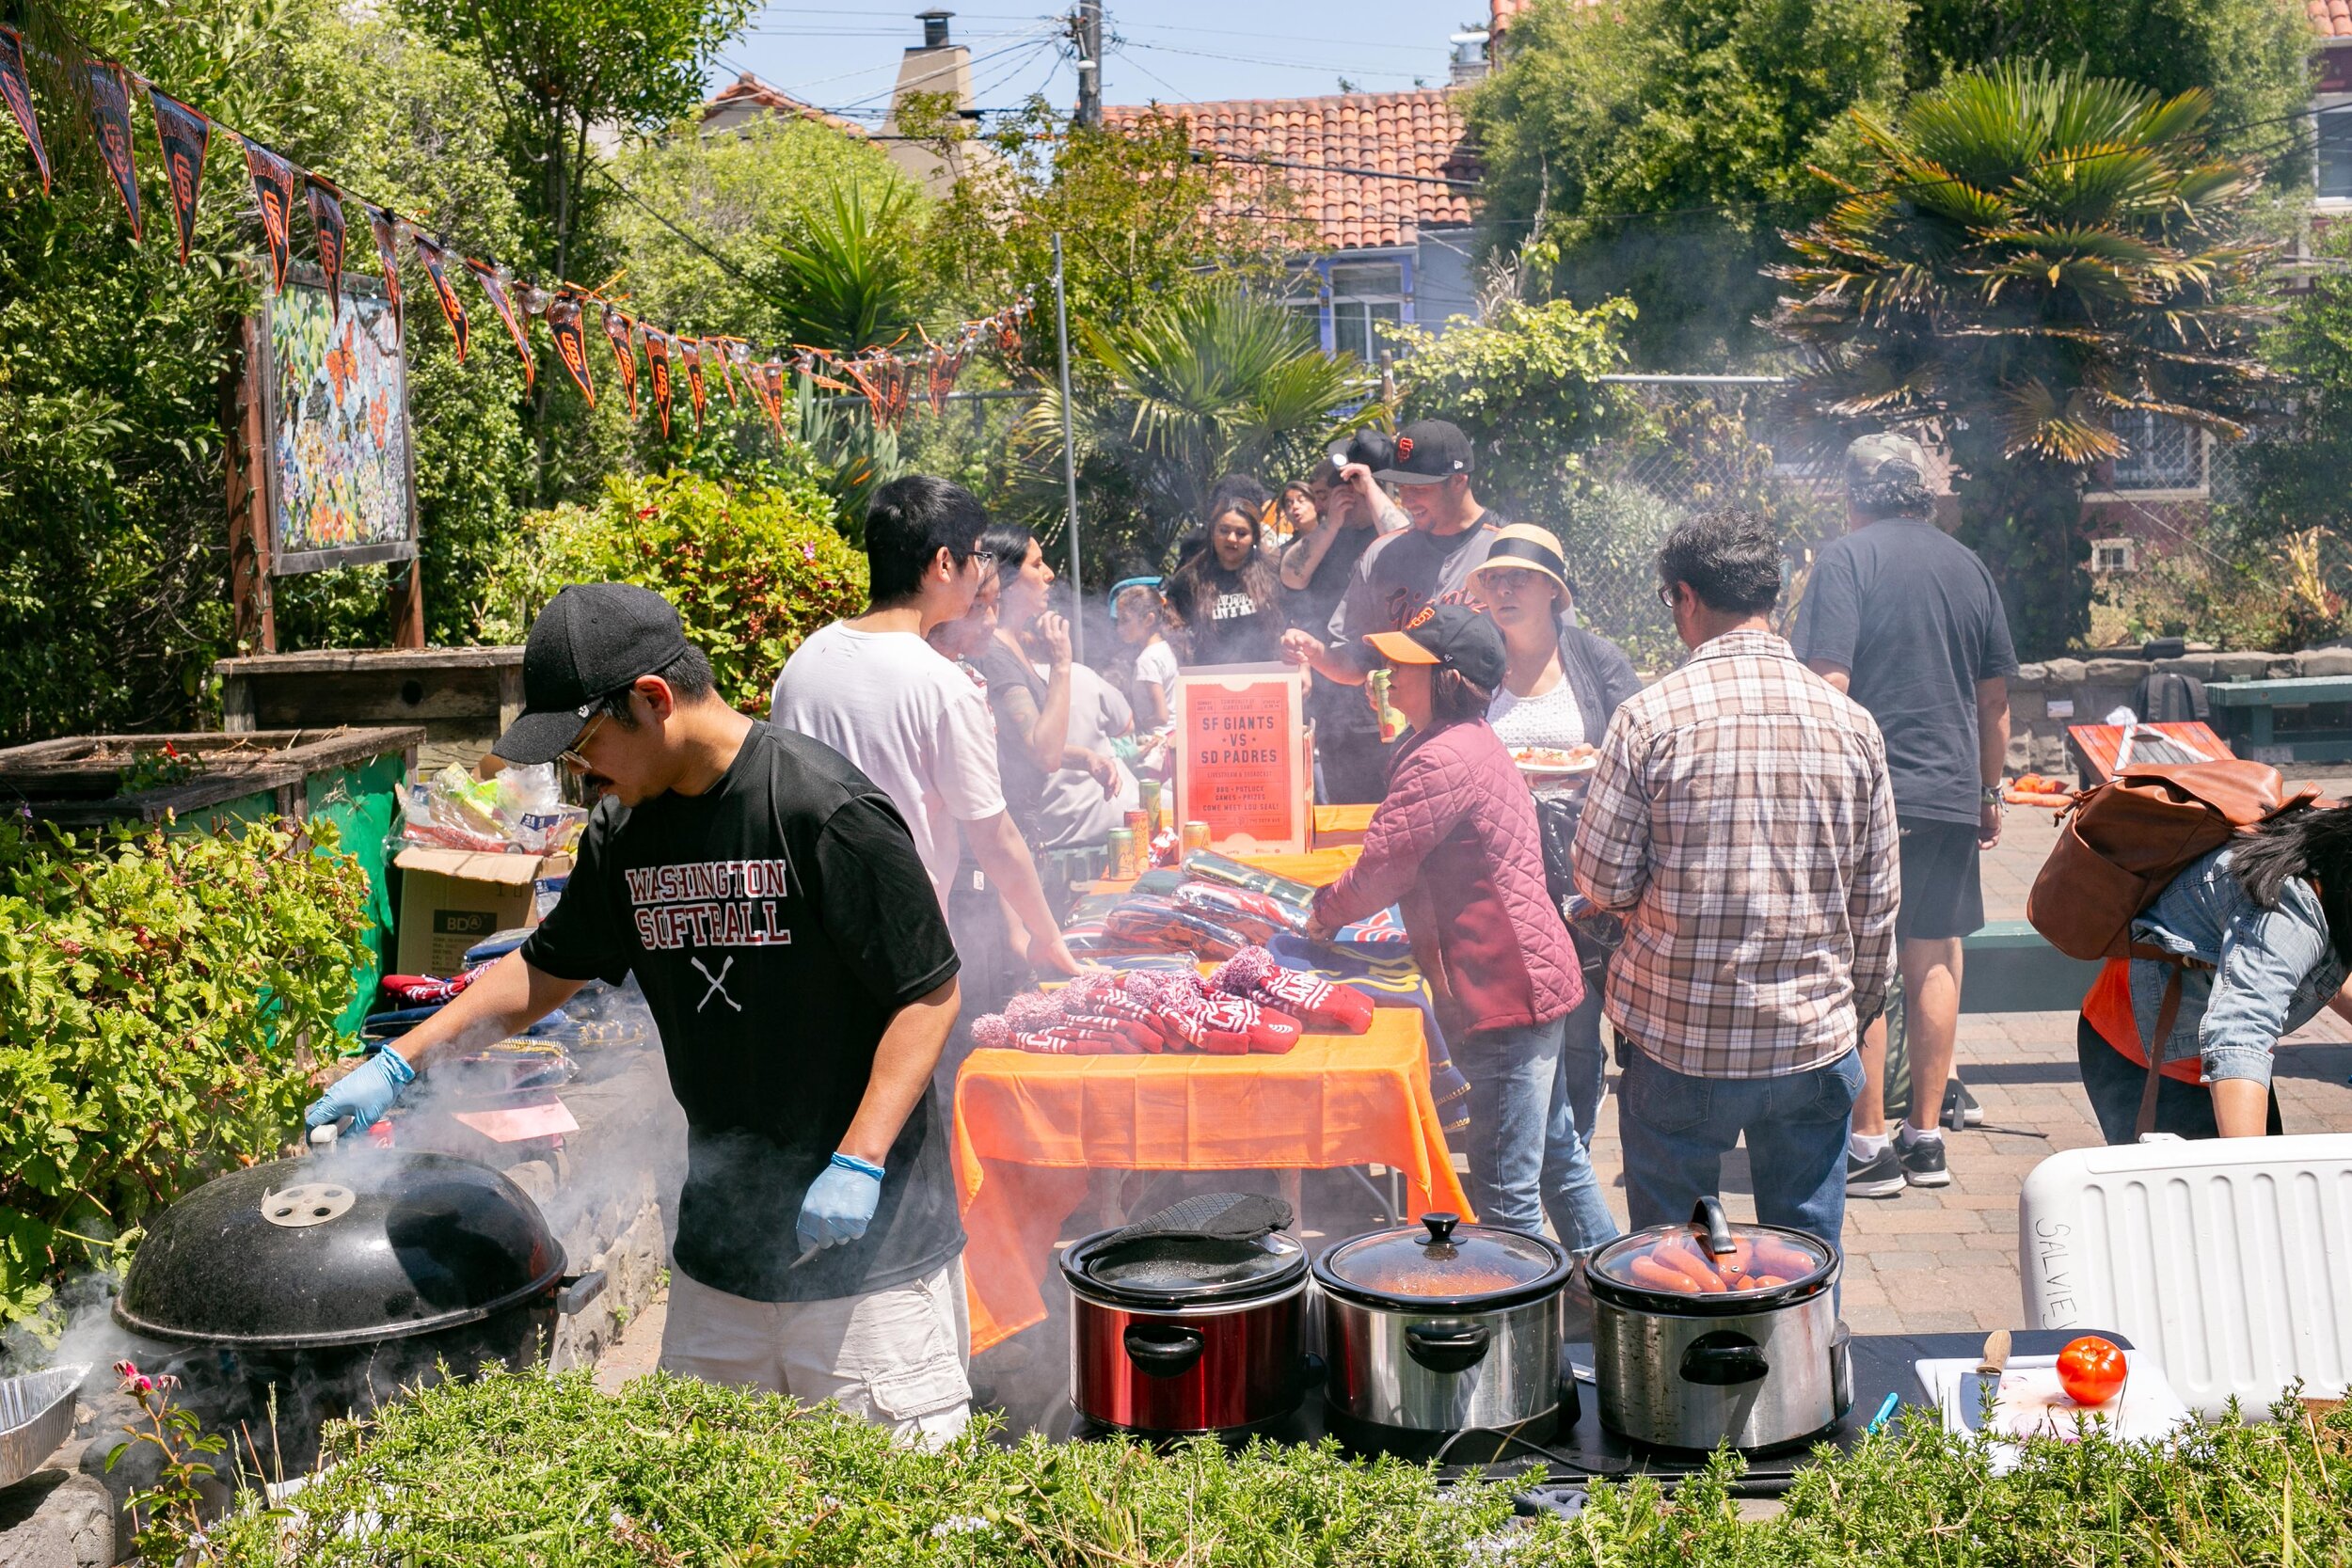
left=1364, top=601, right=1507, bottom=689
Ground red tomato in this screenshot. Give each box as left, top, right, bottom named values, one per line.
left=2057, top=1336, right=2128, bottom=1407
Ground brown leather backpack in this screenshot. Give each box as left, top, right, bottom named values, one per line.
left=2027, top=759, right=2318, bottom=1134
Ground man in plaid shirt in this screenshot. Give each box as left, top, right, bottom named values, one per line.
left=1572, top=509, right=1899, bottom=1247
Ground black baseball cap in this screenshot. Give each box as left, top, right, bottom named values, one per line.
left=1366, top=601, right=1507, bottom=690
left=492, top=584, right=694, bottom=764
left=1376, top=420, right=1473, bottom=486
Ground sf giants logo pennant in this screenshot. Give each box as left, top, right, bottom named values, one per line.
left=644, top=328, right=675, bottom=437
left=410, top=231, right=469, bottom=360
left=548, top=295, right=595, bottom=407
left=146, top=87, right=210, bottom=265
left=678, top=337, right=707, bottom=428
left=755, top=360, right=787, bottom=438
left=306, top=179, right=347, bottom=315
left=363, top=203, right=403, bottom=339
left=463, top=258, right=534, bottom=391
left=0, top=26, right=48, bottom=192
left=83, top=59, right=139, bottom=239
left=601, top=307, right=640, bottom=419
left=240, top=136, right=297, bottom=290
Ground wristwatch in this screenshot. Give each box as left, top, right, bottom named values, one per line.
left=1980, top=784, right=2006, bottom=807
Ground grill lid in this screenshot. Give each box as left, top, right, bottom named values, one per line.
left=116, top=1149, right=564, bottom=1350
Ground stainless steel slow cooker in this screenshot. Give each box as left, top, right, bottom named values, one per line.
left=1584, top=1197, right=1850, bottom=1452
left=1312, top=1213, right=1572, bottom=1459
left=1061, top=1226, right=1311, bottom=1436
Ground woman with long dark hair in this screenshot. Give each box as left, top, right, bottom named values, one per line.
left=965, top=523, right=1116, bottom=849
left=2076, top=801, right=2352, bottom=1142
left=1167, top=499, right=1283, bottom=666
left=1305, top=606, right=1619, bottom=1253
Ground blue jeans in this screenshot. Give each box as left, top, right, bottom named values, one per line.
left=1454, top=1016, right=1620, bottom=1254
left=1555, top=982, right=1608, bottom=1146
left=1616, top=1045, right=1862, bottom=1248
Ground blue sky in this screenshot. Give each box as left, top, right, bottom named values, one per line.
left=715, top=2, right=1484, bottom=119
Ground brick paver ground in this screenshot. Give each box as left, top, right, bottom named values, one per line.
left=1567, top=770, right=2352, bottom=1338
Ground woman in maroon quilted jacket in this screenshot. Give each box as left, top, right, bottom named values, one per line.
left=1307, top=605, right=1620, bottom=1252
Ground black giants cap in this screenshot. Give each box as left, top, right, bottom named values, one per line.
left=1375, top=420, right=1473, bottom=485
left=492, top=584, right=694, bottom=765
left=1365, top=601, right=1508, bottom=690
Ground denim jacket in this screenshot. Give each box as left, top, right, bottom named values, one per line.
left=2128, top=845, right=2346, bottom=1087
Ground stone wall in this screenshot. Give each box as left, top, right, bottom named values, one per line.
left=2005, top=648, right=2352, bottom=775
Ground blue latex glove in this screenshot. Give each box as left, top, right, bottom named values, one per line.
left=304, top=1046, right=415, bottom=1134
left=796, top=1153, right=883, bottom=1255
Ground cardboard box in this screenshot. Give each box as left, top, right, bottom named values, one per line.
left=1173, top=666, right=1314, bottom=854
left=392, top=847, right=571, bottom=975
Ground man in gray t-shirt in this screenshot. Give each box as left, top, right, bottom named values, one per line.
left=1791, top=433, right=2018, bottom=1199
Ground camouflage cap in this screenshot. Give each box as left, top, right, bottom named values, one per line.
left=1844, top=431, right=1929, bottom=488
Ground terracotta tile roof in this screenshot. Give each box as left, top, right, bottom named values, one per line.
left=2315, top=0, right=2352, bottom=38
left=1103, top=89, right=1480, bottom=252
left=702, top=74, right=869, bottom=138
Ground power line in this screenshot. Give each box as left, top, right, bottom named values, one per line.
left=1115, top=38, right=1425, bottom=81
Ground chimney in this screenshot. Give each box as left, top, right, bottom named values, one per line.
left=917, top=8, right=951, bottom=48
left=889, top=8, right=978, bottom=126
left=1449, top=30, right=1490, bottom=85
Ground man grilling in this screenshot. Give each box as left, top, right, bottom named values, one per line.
left=305, top=584, right=971, bottom=1442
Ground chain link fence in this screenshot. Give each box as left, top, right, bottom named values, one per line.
left=1538, top=377, right=1845, bottom=671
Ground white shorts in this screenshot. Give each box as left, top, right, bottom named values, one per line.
left=658, top=1257, right=973, bottom=1445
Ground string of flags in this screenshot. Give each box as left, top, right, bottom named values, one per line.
left=0, top=23, right=1036, bottom=433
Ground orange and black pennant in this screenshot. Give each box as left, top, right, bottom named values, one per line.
left=678, top=337, right=707, bottom=428
left=548, top=294, right=595, bottom=407
left=707, top=339, right=740, bottom=406
left=601, top=308, right=640, bottom=419
left=410, top=230, right=469, bottom=360
left=306, top=178, right=347, bottom=315
left=463, top=259, right=533, bottom=390
left=240, top=136, right=297, bottom=290
left=755, top=360, right=787, bottom=439
left=362, top=203, right=403, bottom=338
left=643, top=327, right=675, bottom=437
left=147, top=86, right=210, bottom=265
left=0, top=26, right=50, bottom=192
left=83, top=59, right=139, bottom=238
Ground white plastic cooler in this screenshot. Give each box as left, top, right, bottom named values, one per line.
left=2017, top=1134, right=2352, bottom=1418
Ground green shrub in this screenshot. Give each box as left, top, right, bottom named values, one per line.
left=196, top=1370, right=2352, bottom=1567
left=0, top=818, right=371, bottom=1326
left=479, top=470, right=869, bottom=715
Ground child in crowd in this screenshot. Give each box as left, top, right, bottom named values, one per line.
left=1115, top=578, right=1180, bottom=729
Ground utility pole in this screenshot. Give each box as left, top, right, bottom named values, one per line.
left=1053, top=232, right=1085, bottom=664
left=1074, top=0, right=1102, bottom=127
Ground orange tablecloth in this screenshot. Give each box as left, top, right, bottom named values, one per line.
left=1312, top=803, right=1376, bottom=848
left=953, top=1007, right=1469, bottom=1352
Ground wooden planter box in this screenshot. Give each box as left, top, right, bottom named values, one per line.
left=0, top=727, right=424, bottom=829
left=215, top=647, right=524, bottom=755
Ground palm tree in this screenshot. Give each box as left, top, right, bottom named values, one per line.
left=1018, top=282, right=1373, bottom=557
left=1768, top=61, right=2272, bottom=656
left=768, top=178, right=922, bottom=356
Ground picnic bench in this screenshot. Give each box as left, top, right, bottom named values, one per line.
left=2205, top=674, right=2352, bottom=763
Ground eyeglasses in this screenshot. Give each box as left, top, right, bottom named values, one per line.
left=1657, top=584, right=1682, bottom=611
left=557, top=710, right=607, bottom=774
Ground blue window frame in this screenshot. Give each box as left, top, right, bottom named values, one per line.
left=1285, top=252, right=1416, bottom=358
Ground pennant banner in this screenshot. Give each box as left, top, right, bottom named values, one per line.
left=363, top=203, right=403, bottom=337
left=707, top=339, right=739, bottom=406
left=463, top=259, right=533, bottom=390
left=306, top=178, right=347, bottom=314
left=644, top=327, right=674, bottom=437
left=548, top=294, right=595, bottom=407
left=0, top=26, right=51, bottom=192
left=82, top=59, right=139, bottom=238
left=755, top=360, right=787, bottom=439
left=240, top=135, right=297, bottom=289
left=147, top=87, right=210, bottom=266
left=678, top=337, right=706, bottom=428
left=601, top=307, right=640, bottom=419
left=411, top=230, right=469, bottom=360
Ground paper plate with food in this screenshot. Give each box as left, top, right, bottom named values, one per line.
left=1511, top=744, right=1598, bottom=777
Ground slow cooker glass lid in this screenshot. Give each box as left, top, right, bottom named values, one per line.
left=1588, top=1219, right=1834, bottom=1298
left=1075, top=1229, right=1304, bottom=1297
left=1322, top=1212, right=1555, bottom=1297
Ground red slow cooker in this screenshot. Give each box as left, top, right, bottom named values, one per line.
left=1060, top=1226, right=1311, bottom=1435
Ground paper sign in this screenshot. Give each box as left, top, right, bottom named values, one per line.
left=1174, top=665, right=1311, bottom=853
left=452, top=1099, right=578, bottom=1143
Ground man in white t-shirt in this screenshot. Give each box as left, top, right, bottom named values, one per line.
left=773, top=476, right=1079, bottom=976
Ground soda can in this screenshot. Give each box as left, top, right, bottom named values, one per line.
left=1124, top=809, right=1151, bottom=841
left=1181, top=820, right=1212, bottom=856
left=1137, top=779, right=1164, bottom=832
left=1107, top=827, right=1139, bottom=879
left=1368, top=667, right=1405, bottom=744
